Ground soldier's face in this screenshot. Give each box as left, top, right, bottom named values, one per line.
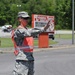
left=18, top=18, right=28, bottom=27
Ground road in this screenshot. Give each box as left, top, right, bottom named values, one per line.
left=0, top=29, right=11, bottom=37
left=0, top=47, right=75, bottom=75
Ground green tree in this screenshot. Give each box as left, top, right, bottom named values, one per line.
left=0, top=0, right=74, bottom=30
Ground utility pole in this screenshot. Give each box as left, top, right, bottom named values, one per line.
left=72, top=0, right=74, bottom=44
left=0, top=40, right=1, bottom=47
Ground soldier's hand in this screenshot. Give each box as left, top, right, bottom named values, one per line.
left=44, top=20, right=51, bottom=31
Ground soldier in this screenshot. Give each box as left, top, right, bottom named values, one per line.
left=11, top=11, right=50, bottom=75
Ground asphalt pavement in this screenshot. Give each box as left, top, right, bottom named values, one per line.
left=0, top=47, right=75, bottom=75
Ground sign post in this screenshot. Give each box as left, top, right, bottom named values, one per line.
left=32, top=14, right=55, bottom=48
left=39, top=32, right=49, bottom=48
left=72, top=0, right=74, bottom=44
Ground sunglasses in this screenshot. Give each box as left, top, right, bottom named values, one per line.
left=22, top=17, right=29, bottom=20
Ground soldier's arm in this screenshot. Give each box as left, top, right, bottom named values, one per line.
left=29, top=28, right=44, bottom=35
left=15, top=28, right=31, bottom=38
left=29, top=20, right=51, bottom=36
left=14, top=20, right=51, bottom=37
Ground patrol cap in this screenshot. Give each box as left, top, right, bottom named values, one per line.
left=18, top=11, right=30, bottom=18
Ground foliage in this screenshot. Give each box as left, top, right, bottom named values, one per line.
left=0, top=0, right=74, bottom=30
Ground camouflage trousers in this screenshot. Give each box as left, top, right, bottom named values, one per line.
left=13, top=60, right=34, bottom=75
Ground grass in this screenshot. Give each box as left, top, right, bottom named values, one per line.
left=0, top=37, right=56, bottom=48
left=55, top=34, right=75, bottom=39
left=0, top=34, right=75, bottom=48
left=0, top=38, right=14, bottom=48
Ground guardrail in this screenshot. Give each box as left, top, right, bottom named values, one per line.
left=55, top=30, right=75, bottom=34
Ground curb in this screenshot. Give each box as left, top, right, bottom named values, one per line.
left=34, top=45, right=75, bottom=52
left=0, top=45, right=75, bottom=53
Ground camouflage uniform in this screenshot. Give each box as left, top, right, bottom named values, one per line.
left=12, top=27, right=44, bottom=75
